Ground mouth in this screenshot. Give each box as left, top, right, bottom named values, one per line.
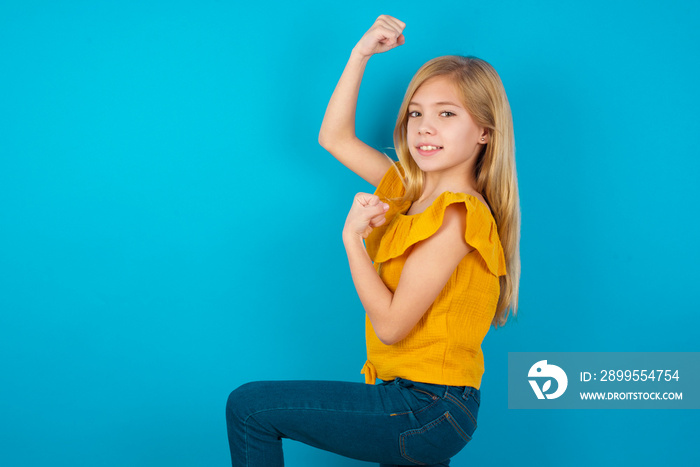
left=415, top=145, right=443, bottom=156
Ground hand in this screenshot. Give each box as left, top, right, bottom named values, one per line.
left=343, top=193, right=390, bottom=240
left=353, top=15, right=406, bottom=58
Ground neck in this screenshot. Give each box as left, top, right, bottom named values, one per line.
left=418, top=163, right=479, bottom=203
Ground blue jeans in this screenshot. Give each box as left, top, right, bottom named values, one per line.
left=225, top=377, right=480, bottom=466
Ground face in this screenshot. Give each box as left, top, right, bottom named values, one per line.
left=406, top=75, right=487, bottom=180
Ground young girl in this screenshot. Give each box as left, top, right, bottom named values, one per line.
left=226, top=15, right=520, bottom=467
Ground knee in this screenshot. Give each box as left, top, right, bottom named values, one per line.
left=226, top=381, right=264, bottom=423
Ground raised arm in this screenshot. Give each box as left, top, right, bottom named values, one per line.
left=318, top=15, right=405, bottom=187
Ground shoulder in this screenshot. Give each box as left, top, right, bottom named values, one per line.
left=413, top=202, right=471, bottom=257
left=435, top=202, right=467, bottom=239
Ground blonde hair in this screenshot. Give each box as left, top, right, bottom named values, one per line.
left=393, top=55, right=520, bottom=327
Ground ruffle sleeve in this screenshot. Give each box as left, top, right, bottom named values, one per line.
left=365, top=163, right=507, bottom=277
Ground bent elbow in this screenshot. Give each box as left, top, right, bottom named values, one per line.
left=377, top=334, right=395, bottom=346
left=318, top=128, right=336, bottom=151
left=318, top=131, right=328, bottom=149
left=319, top=129, right=355, bottom=153
left=375, top=327, right=406, bottom=346
left=381, top=337, right=400, bottom=346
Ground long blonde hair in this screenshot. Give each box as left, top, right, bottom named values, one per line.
left=393, top=56, right=520, bottom=327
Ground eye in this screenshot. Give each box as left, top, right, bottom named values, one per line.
left=440, top=111, right=456, bottom=117
left=408, top=110, right=421, bottom=118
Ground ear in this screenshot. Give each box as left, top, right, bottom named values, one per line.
left=478, top=128, right=490, bottom=144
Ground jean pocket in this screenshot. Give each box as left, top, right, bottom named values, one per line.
left=409, top=387, right=439, bottom=401
left=466, top=387, right=480, bottom=407
left=399, top=411, right=470, bottom=465
left=445, top=390, right=479, bottom=432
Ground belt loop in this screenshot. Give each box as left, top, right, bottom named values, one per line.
left=396, top=378, right=414, bottom=388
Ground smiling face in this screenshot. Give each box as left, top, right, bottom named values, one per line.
left=406, top=75, right=488, bottom=184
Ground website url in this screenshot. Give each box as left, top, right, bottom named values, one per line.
left=580, top=392, right=682, bottom=401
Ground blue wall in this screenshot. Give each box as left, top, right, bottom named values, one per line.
left=1, top=1, right=698, bottom=465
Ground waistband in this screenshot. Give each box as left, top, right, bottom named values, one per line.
left=361, top=357, right=477, bottom=399
left=380, top=377, right=478, bottom=399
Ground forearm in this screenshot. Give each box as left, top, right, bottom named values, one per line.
left=318, top=50, right=370, bottom=149
left=342, top=232, right=397, bottom=344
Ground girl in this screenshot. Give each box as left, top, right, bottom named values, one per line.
left=226, top=15, right=520, bottom=467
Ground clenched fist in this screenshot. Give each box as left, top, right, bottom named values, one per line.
left=343, top=193, right=390, bottom=240
left=353, top=15, right=406, bottom=58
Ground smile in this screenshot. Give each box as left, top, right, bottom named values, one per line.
left=415, top=145, right=443, bottom=157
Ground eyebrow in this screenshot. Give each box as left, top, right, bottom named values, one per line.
left=408, top=101, right=462, bottom=107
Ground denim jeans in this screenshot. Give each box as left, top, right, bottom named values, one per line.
left=226, top=377, right=480, bottom=466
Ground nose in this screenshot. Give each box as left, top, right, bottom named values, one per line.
left=418, top=121, right=435, bottom=135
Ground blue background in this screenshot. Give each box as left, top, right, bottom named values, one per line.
left=1, top=0, right=698, bottom=465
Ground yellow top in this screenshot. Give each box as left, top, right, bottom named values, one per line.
left=361, top=162, right=507, bottom=389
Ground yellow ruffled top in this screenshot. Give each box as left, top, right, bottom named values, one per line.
left=361, top=162, right=507, bottom=389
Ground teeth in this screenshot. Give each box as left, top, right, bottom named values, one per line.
left=419, top=145, right=440, bottom=151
